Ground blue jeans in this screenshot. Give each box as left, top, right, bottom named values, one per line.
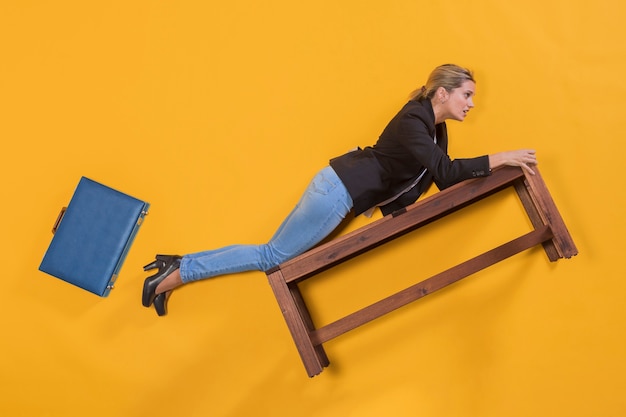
left=180, top=166, right=353, bottom=283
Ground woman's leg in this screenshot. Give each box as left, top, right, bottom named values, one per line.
left=154, top=166, right=352, bottom=293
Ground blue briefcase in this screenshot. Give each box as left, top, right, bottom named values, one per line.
left=39, top=177, right=149, bottom=297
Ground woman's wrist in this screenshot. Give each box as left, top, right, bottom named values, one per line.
left=488, top=153, right=503, bottom=170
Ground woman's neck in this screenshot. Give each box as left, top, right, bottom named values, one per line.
left=431, top=97, right=445, bottom=124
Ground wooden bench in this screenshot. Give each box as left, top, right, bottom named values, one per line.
left=265, top=166, right=577, bottom=377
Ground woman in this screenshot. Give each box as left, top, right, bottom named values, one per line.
left=142, top=64, right=537, bottom=316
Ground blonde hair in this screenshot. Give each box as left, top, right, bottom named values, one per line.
left=410, top=64, right=475, bottom=101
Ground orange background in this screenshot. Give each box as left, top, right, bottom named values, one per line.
left=1, top=1, right=625, bottom=416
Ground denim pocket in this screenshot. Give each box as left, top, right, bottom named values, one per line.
left=310, top=167, right=339, bottom=195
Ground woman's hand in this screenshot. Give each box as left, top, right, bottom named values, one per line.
left=489, top=149, right=538, bottom=175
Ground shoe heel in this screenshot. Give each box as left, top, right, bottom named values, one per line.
left=143, top=254, right=175, bottom=271
left=143, top=259, right=163, bottom=272
left=154, top=292, right=170, bottom=316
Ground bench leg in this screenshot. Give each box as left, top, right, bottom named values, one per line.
left=516, top=169, right=578, bottom=259
left=514, top=179, right=561, bottom=261
left=288, top=283, right=330, bottom=368
left=266, top=268, right=328, bottom=377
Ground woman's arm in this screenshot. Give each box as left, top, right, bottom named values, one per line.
left=489, top=149, right=538, bottom=175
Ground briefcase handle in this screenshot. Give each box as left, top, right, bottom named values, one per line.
left=52, top=207, right=67, bottom=234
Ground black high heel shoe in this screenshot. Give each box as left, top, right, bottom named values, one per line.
left=153, top=291, right=171, bottom=316
left=142, top=254, right=181, bottom=307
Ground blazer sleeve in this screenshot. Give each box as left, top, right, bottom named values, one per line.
left=393, top=116, right=490, bottom=190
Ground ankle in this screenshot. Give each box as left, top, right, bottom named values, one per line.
left=155, top=269, right=183, bottom=294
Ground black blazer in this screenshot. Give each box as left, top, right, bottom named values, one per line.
left=330, top=98, right=490, bottom=216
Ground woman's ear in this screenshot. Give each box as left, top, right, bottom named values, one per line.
left=437, top=86, right=449, bottom=104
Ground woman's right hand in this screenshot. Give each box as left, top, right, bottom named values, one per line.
left=489, top=149, right=538, bottom=175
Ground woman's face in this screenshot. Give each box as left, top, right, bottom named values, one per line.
left=440, top=80, right=476, bottom=122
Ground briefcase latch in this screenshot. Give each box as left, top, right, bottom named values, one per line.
left=107, top=274, right=119, bottom=291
